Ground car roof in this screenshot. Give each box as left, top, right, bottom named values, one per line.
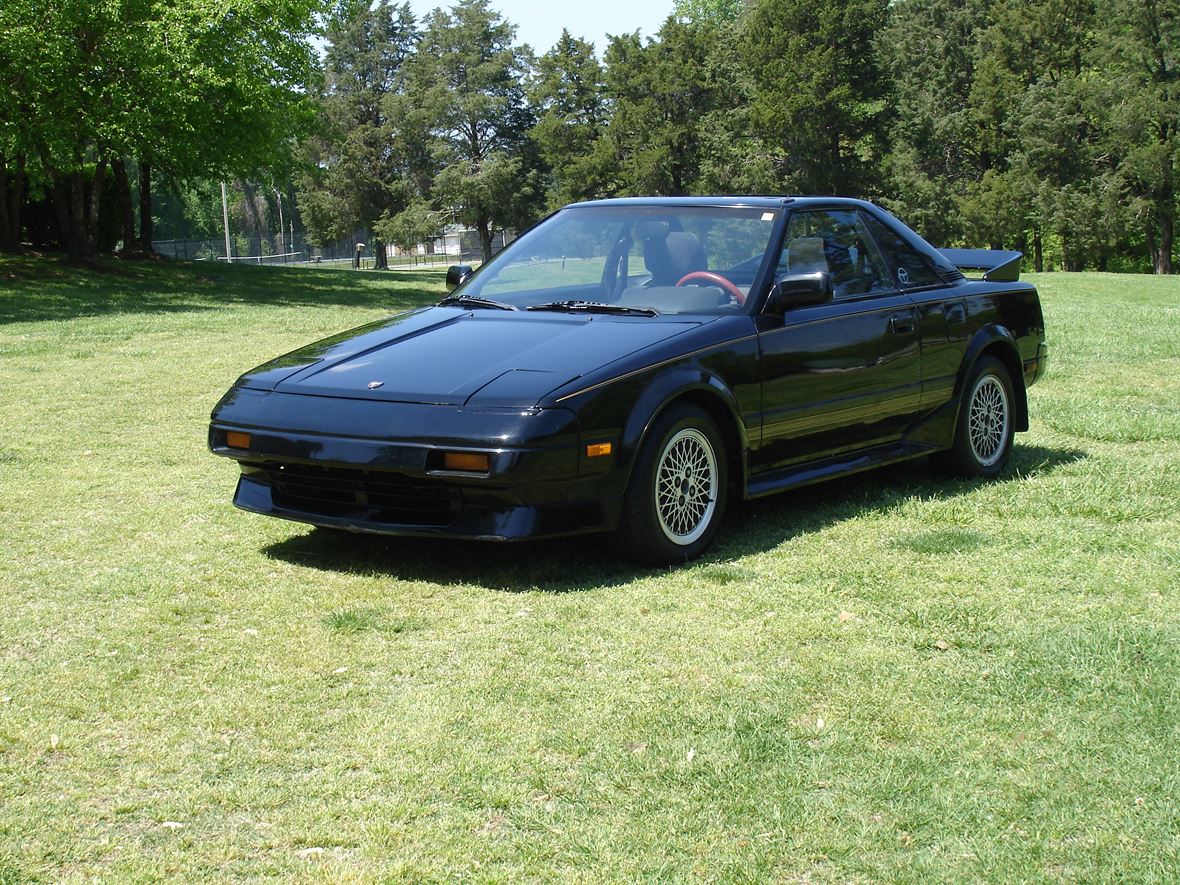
left=568, top=195, right=881, bottom=211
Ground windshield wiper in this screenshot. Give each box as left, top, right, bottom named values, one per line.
left=526, top=300, right=659, bottom=317
left=438, top=294, right=519, bottom=311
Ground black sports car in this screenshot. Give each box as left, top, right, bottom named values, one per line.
left=209, top=197, right=1048, bottom=565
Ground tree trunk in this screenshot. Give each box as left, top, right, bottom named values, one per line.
left=10, top=155, right=25, bottom=250
left=0, top=154, right=9, bottom=251
left=1158, top=210, right=1174, bottom=275
left=112, top=159, right=139, bottom=253
left=1033, top=228, right=1043, bottom=273
left=478, top=221, right=493, bottom=264
left=1146, top=222, right=1159, bottom=272
left=46, top=160, right=110, bottom=263
left=1061, top=234, right=1078, bottom=272
left=70, top=172, right=89, bottom=260
left=50, top=174, right=72, bottom=256
left=87, top=160, right=107, bottom=255
left=138, top=160, right=154, bottom=253
left=372, top=236, right=388, bottom=270
left=240, top=180, right=265, bottom=248
left=50, top=171, right=91, bottom=264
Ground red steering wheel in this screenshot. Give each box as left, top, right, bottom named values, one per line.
left=676, top=271, right=746, bottom=305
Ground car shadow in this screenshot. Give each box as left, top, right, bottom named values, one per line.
left=260, top=443, right=1086, bottom=593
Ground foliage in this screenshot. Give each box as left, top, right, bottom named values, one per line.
left=1098, top=0, right=1180, bottom=274
left=674, top=0, right=747, bottom=25
left=528, top=30, right=612, bottom=209
left=400, top=0, right=541, bottom=262
left=602, top=17, right=759, bottom=197
left=374, top=198, right=444, bottom=251
left=297, top=0, right=418, bottom=269
left=878, top=0, right=1176, bottom=271
left=744, top=0, right=891, bottom=196
left=0, top=0, right=324, bottom=261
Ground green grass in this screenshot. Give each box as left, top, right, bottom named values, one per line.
left=1, top=258, right=1178, bottom=882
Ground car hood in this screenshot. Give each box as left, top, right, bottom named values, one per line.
left=241, top=306, right=706, bottom=407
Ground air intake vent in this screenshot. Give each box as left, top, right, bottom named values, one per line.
left=257, top=462, right=461, bottom=526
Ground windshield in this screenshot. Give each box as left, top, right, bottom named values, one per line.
left=454, top=205, right=781, bottom=314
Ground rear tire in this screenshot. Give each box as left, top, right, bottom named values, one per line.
left=611, top=404, right=728, bottom=566
left=939, top=356, right=1015, bottom=478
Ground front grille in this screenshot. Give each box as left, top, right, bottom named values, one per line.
left=255, top=462, right=461, bottom=526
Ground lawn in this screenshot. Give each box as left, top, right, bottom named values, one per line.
left=1, top=257, right=1177, bottom=883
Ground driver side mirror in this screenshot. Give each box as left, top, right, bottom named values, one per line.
left=446, top=264, right=473, bottom=292
left=765, top=272, right=833, bottom=314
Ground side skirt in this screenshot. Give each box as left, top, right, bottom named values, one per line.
left=744, top=441, right=939, bottom=500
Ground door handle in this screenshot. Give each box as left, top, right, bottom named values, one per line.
left=889, top=313, right=916, bottom=335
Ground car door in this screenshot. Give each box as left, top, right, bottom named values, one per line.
left=858, top=209, right=963, bottom=412
left=751, top=207, right=923, bottom=473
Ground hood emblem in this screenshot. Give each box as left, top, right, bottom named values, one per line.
left=367, top=380, right=384, bottom=389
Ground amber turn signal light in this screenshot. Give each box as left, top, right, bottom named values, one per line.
left=225, top=431, right=251, bottom=449
left=443, top=451, right=490, bottom=472
left=585, top=442, right=613, bottom=458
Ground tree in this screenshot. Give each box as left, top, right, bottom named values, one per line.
left=0, top=0, right=157, bottom=261
left=881, top=0, right=1116, bottom=267
left=602, top=18, right=749, bottom=196
left=528, top=30, right=612, bottom=208
left=0, top=0, right=323, bottom=262
left=879, top=0, right=990, bottom=245
left=1098, top=0, right=1179, bottom=273
left=673, top=0, right=745, bottom=24
left=132, top=0, right=325, bottom=256
left=297, top=0, right=419, bottom=269
left=0, top=0, right=36, bottom=252
left=403, top=0, right=541, bottom=261
left=375, top=198, right=443, bottom=252
left=965, top=0, right=1105, bottom=268
left=744, top=0, right=890, bottom=196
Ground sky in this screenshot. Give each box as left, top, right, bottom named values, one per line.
left=404, top=0, right=674, bottom=53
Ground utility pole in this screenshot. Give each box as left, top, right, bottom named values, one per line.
left=275, top=187, right=285, bottom=253
left=220, top=181, right=232, bottom=262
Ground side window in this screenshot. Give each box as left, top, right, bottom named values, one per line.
left=860, top=212, right=943, bottom=289
left=780, top=209, right=892, bottom=298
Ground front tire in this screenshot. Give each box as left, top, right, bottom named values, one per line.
left=941, top=356, right=1015, bottom=478
left=611, top=404, right=727, bottom=566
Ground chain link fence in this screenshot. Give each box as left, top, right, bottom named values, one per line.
left=153, top=227, right=513, bottom=268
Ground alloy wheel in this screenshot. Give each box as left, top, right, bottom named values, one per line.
left=654, top=428, right=718, bottom=545
left=968, top=374, right=1010, bottom=467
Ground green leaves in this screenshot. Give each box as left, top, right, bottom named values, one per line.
left=296, top=0, right=418, bottom=260
left=880, top=0, right=1177, bottom=271
left=397, top=0, right=541, bottom=260
left=744, top=0, right=891, bottom=196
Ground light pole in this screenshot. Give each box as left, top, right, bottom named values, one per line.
left=275, top=187, right=284, bottom=253
left=220, top=181, right=232, bottom=262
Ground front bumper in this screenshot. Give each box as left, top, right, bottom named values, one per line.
left=209, top=389, right=624, bottom=541
left=232, top=472, right=621, bottom=541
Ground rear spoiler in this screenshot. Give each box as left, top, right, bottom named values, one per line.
left=938, top=248, right=1023, bottom=282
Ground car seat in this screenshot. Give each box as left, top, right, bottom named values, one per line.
left=643, top=231, right=708, bottom=285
